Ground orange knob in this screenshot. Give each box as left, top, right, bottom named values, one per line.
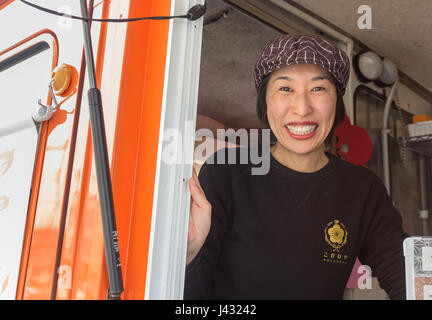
left=51, top=63, right=73, bottom=96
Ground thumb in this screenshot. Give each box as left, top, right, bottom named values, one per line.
left=189, top=176, right=209, bottom=208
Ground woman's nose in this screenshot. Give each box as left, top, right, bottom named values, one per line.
left=293, top=92, right=312, bottom=117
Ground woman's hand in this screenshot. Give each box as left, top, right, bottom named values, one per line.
left=186, top=168, right=212, bottom=266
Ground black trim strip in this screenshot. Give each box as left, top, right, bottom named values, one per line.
left=0, top=41, right=50, bottom=73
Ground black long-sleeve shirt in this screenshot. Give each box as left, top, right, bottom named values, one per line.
left=184, top=147, right=409, bottom=299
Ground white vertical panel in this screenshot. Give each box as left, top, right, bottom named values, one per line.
left=0, top=48, right=51, bottom=300
left=0, top=125, right=38, bottom=300
left=99, top=0, right=130, bottom=160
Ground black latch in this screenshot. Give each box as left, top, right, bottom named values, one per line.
left=186, top=4, right=207, bottom=21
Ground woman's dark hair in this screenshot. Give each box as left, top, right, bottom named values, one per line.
left=256, top=73, right=346, bottom=147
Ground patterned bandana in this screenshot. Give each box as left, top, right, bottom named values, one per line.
left=254, top=34, right=350, bottom=94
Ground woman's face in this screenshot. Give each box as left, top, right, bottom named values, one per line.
left=266, top=63, right=337, bottom=156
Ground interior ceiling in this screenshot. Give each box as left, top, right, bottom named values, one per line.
left=290, top=0, right=432, bottom=92
left=197, top=0, right=432, bottom=129
left=198, top=0, right=280, bottom=129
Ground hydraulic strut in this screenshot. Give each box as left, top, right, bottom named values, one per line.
left=79, top=0, right=124, bottom=300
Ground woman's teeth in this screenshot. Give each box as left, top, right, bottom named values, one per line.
left=285, top=124, right=318, bottom=135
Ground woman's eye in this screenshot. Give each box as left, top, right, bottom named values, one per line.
left=312, top=87, right=326, bottom=92
left=279, top=87, right=292, bottom=92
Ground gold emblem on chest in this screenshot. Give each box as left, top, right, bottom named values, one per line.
left=324, top=219, right=348, bottom=251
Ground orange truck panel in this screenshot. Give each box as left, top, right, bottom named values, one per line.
left=2, top=0, right=172, bottom=299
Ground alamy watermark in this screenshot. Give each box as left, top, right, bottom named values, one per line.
left=57, top=5, right=73, bottom=30
left=162, top=121, right=271, bottom=175
left=357, top=5, right=372, bottom=30
left=357, top=264, right=372, bottom=289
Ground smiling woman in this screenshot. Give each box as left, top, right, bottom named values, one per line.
left=265, top=64, right=339, bottom=172
left=254, top=34, right=348, bottom=172
left=266, top=64, right=336, bottom=172
left=184, top=33, right=409, bottom=300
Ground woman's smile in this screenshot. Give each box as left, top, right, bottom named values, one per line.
left=285, top=122, right=319, bottom=139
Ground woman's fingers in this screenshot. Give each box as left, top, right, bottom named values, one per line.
left=189, top=171, right=210, bottom=209
left=192, top=168, right=204, bottom=193
left=187, top=168, right=212, bottom=265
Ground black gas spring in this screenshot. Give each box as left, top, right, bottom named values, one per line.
left=79, top=0, right=124, bottom=300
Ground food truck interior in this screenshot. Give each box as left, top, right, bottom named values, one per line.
left=195, top=0, right=432, bottom=300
